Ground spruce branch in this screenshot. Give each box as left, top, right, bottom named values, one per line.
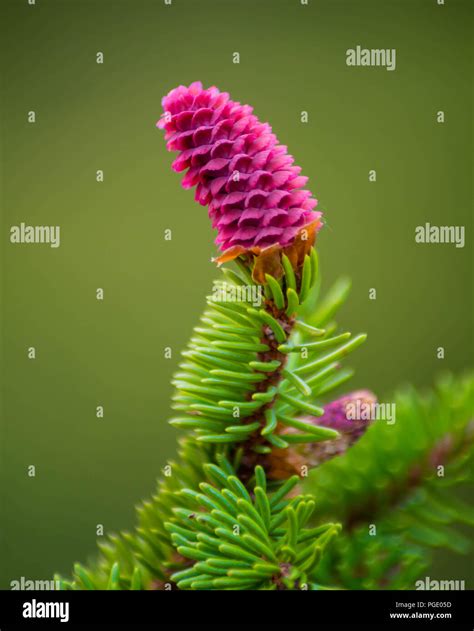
left=306, top=373, right=474, bottom=589
left=56, top=267, right=365, bottom=591
left=55, top=82, right=472, bottom=592
left=166, top=460, right=340, bottom=590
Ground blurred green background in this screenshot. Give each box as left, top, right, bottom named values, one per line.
left=1, top=0, right=472, bottom=588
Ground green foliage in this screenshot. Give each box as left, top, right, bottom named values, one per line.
left=166, top=461, right=340, bottom=590
left=171, top=248, right=364, bottom=449
left=57, top=248, right=365, bottom=590
left=307, top=373, right=474, bottom=589
left=56, top=247, right=473, bottom=591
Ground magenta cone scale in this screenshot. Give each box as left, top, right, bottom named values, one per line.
left=157, top=82, right=322, bottom=259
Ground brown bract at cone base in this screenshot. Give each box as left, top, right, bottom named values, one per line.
left=215, top=218, right=322, bottom=284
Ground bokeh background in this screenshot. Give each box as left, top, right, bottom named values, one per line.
left=1, top=0, right=472, bottom=588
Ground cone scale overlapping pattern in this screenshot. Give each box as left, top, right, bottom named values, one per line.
left=157, top=82, right=322, bottom=264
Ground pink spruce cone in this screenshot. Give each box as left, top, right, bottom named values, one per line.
left=157, top=82, right=322, bottom=269
left=265, top=390, right=377, bottom=480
